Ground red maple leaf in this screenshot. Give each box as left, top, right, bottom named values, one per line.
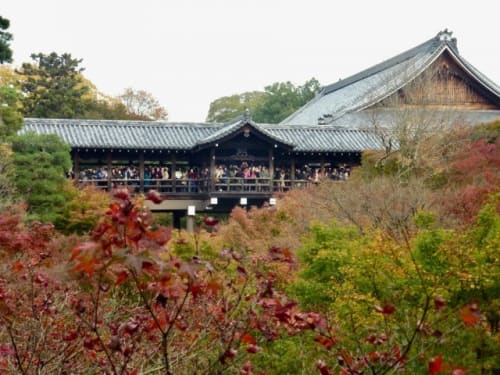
left=241, top=333, right=256, bottom=345
left=429, top=355, right=443, bottom=375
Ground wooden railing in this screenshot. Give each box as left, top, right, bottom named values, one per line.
left=77, top=177, right=314, bottom=195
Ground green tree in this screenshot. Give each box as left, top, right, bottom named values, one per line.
left=0, top=86, right=23, bottom=139
left=19, top=52, right=89, bottom=118
left=10, top=132, right=71, bottom=224
left=253, top=78, right=320, bottom=123
left=0, top=35, right=23, bottom=141
left=206, top=91, right=265, bottom=123
left=206, top=78, right=320, bottom=124
left=0, top=16, right=13, bottom=64
left=0, top=64, right=23, bottom=208
left=0, top=143, right=16, bottom=209
left=288, top=205, right=499, bottom=374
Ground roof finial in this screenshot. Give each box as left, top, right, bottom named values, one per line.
left=437, top=29, right=453, bottom=42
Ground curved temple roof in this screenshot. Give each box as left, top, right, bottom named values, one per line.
left=21, top=118, right=384, bottom=153
left=282, top=30, right=500, bottom=126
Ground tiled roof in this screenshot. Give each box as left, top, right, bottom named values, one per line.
left=196, top=118, right=294, bottom=147
left=264, top=125, right=382, bottom=152
left=21, top=118, right=385, bottom=153
left=282, top=30, right=500, bottom=126
left=21, top=118, right=218, bottom=150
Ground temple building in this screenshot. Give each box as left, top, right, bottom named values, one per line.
left=21, top=30, right=500, bottom=220
left=282, top=29, right=500, bottom=127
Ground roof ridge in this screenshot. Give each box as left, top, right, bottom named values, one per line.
left=196, top=119, right=295, bottom=146
left=343, top=43, right=449, bottom=115
left=266, top=123, right=368, bottom=132
left=24, top=118, right=219, bottom=128
left=321, top=34, right=441, bottom=96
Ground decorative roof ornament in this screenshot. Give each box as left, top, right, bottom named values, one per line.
left=437, top=29, right=458, bottom=50
left=437, top=29, right=453, bottom=41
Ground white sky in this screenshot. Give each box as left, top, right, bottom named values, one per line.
left=2, top=0, right=499, bottom=122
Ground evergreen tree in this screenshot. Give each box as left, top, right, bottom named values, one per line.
left=0, top=16, right=13, bottom=64
left=10, top=132, right=71, bottom=224
left=0, top=86, right=23, bottom=139
left=0, top=19, right=22, bottom=140
left=19, top=52, right=89, bottom=118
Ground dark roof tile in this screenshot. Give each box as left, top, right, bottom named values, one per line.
left=21, top=118, right=386, bottom=153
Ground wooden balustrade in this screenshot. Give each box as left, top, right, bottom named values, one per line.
left=76, top=177, right=314, bottom=194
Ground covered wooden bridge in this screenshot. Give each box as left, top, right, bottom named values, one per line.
left=22, top=116, right=381, bottom=218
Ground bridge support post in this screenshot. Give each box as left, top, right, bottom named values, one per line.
left=173, top=211, right=183, bottom=230
left=186, top=216, right=194, bottom=234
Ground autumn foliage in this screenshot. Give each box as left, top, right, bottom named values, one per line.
left=0, top=123, right=498, bottom=374
left=0, top=190, right=324, bottom=374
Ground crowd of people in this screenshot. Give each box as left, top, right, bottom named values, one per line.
left=75, top=162, right=352, bottom=192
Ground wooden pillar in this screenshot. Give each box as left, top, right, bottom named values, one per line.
left=73, top=150, right=80, bottom=183
left=106, top=150, right=112, bottom=191
left=171, top=154, right=177, bottom=192
left=210, top=147, right=216, bottom=192
left=320, top=155, right=325, bottom=177
left=290, top=156, right=296, bottom=188
left=139, top=151, right=145, bottom=193
left=268, top=148, right=274, bottom=191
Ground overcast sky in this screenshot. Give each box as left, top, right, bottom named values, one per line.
left=2, top=0, right=499, bottom=121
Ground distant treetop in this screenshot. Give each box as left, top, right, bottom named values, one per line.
left=0, top=15, right=13, bottom=64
